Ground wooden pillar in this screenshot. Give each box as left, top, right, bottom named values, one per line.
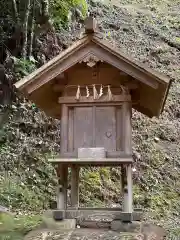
left=121, top=164, right=133, bottom=213
left=121, top=100, right=133, bottom=216
left=56, top=104, right=68, bottom=214
left=127, top=164, right=133, bottom=212
left=57, top=164, right=68, bottom=210
left=61, top=104, right=68, bottom=153
left=122, top=101, right=132, bottom=155
left=71, top=165, right=80, bottom=209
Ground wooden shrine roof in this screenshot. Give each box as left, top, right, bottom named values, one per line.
left=14, top=17, right=172, bottom=118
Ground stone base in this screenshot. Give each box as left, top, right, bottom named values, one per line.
left=25, top=226, right=166, bottom=240
left=50, top=208, right=142, bottom=221
left=53, top=210, right=65, bottom=220
left=142, top=223, right=166, bottom=240
left=42, top=210, right=76, bottom=230
left=78, top=220, right=111, bottom=229
left=111, top=220, right=166, bottom=240
left=111, top=221, right=141, bottom=232
left=115, top=212, right=133, bottom=222
left=41, top=210, right=166, bottom=240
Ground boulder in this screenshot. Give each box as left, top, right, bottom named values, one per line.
left=0, top=205, right=10, bottom=214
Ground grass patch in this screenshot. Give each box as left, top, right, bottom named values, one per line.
left=0, top=213, right=42, bottom=240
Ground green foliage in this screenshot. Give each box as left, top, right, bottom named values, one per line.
left=50, top=0, right=88, bottom=28
left=0, top=173, right=55, bottom=211
left=80, top=169, right=102, bottom=204
left=0, top=177, right=41, bottom=210
left=13, top=215, right=42, bottom=233
left=175, top=37, right=180, bottom=43
left=14, top=58, right=37, bottom=79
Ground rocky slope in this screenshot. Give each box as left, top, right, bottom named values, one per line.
left=0, top=0, right=180, bottom=238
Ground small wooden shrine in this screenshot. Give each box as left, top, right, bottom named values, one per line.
left=15, top=17, right=171, bottom=224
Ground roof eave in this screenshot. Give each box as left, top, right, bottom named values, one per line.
left=14, top=35, right=90, bottom=91
left=91, top=36, right=171, bottom=86
left=159, top=78, right=173, bottom=115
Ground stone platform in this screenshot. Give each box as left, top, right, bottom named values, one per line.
left=47, top=208, right=143, bottom=222
left=25, top=226, right=165, bottom=240
left=25, top=210, right=166, bottom=240
left=25, top=228, right=144, bottom=240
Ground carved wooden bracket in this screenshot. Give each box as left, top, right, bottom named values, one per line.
left=79, top=54, right=103, bottom=67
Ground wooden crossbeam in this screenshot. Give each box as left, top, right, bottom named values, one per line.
left=48, top=157, right=133, bottom=166
left=58, top=95, right=131, bottom=104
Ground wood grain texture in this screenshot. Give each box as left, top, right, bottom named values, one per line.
left=48, top=158, right=133, bottom=166
left=74, top=107, right=93, bottom=149
left=95, top=106, right=116, bottom=151
left=58, top=95, right=131, bottom=104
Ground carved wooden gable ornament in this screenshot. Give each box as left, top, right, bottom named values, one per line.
left=14, top=17, right=172, bottom=119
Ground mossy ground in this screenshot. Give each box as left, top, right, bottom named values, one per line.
left=0, top=214, right=42, bottom=240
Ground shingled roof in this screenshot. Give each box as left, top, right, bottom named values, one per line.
left=14, top=17, right=172, bottom=118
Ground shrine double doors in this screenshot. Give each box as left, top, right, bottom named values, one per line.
left=64, top=105, right=123, bottom=155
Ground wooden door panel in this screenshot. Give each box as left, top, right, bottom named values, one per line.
left=70, top=105, right=121, bottom=153
left=116, top=106, right=122, bottom=151
left=74, top=107, right=93, bottom=149
left=95, top=106, right=116, bottom=151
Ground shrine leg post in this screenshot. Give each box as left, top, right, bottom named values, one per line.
left=56, top=164, right=68, bottom=220
left=121, top=164, right=133, bottom=222
left=71, top=165, right=80, bottom=209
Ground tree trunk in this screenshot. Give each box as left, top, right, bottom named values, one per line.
left=28, top=0, right=35, bottom=58
left=12, top=0, right=20, bottom=25
left=42, top=0, right=49, bottom=18
left=22, top=0, right=31, bottom=59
